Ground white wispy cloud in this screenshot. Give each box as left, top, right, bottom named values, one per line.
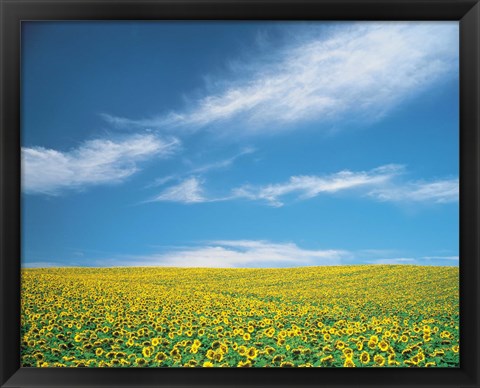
left=233, top=164, right=403, bottom=207
left=148, top=175, right=177, bottom=188
left=101, top=240, right=348, bottom=268
left=368, top=255, right=459, bottom=265
left=149, top=147, right=255, bottom=188
left=22, top=261, right=74, bottom=268
left=22, top=250, right=459, bottom=268
left=368, top=178, right=459, bottom=203
left=22, top=135, right=181, bottom=195
left=187, top=147, right=256, bottom=174
left=103, top=22, right=458, bottom=135
left=150, top=164, right=458, bottom=207
left=422, top=255, right=459, bottom=261
left=150, top=177, right=209, bottom=204
left=370, top=258, right=418, bottom=265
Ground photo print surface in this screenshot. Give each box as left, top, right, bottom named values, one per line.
left=21, top=21, right=459, bottom=368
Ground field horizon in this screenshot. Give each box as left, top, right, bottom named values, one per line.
left=21, top=263, right=458, bottom=269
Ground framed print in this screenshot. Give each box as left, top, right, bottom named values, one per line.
left=1, top=0, right=479, bottom=387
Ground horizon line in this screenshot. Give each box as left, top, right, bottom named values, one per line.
left=21, top=263, right=459, bottom=270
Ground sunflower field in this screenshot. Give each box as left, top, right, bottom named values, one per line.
left=21, top=265, right=459, bottom=368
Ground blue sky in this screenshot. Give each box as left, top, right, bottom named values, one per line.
left=21, top=21, right=459, bottom=268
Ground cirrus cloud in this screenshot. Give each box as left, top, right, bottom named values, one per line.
left=103, top=22, right=458, bottom=136
left=22, top=134, right=181, bottom=195
left=150, top=164, right=458, bottom=207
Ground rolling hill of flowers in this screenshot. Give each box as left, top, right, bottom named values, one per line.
left=21, top=265, right=459, bottom=367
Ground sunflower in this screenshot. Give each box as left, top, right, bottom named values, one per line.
left=272, top=355, right=284, bottom=363
left=82, top=343, right=93, bottom=350
left=95, top=348, right=104, bottom=356
left=264, top=346, right=275, bottom=355
left=343, top=348, right=353, bottom=358
left=206, top=349, right=215, bottom=360
left=373, top=354, right=385, bottom=366
left=247, top=347, right=258, bottom=360
left=142, top=346, right=153, bottom=358
left=387, top=354, right=399, bottom=366
left=360, top=351, right=370, bottom=364
left=299, top=363, right=313, bottom=367
left=265, top=328, right=275, bottom=338
left=203, top=361, right=214, bottom=367
left=343, top=358, right=355, bottom=367
left=378, top=340, right=389, bottom=352
left=213, top=352, right=223, bottom=362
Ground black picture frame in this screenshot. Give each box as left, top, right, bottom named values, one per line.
left=1, top=0, right=479, bottom=387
